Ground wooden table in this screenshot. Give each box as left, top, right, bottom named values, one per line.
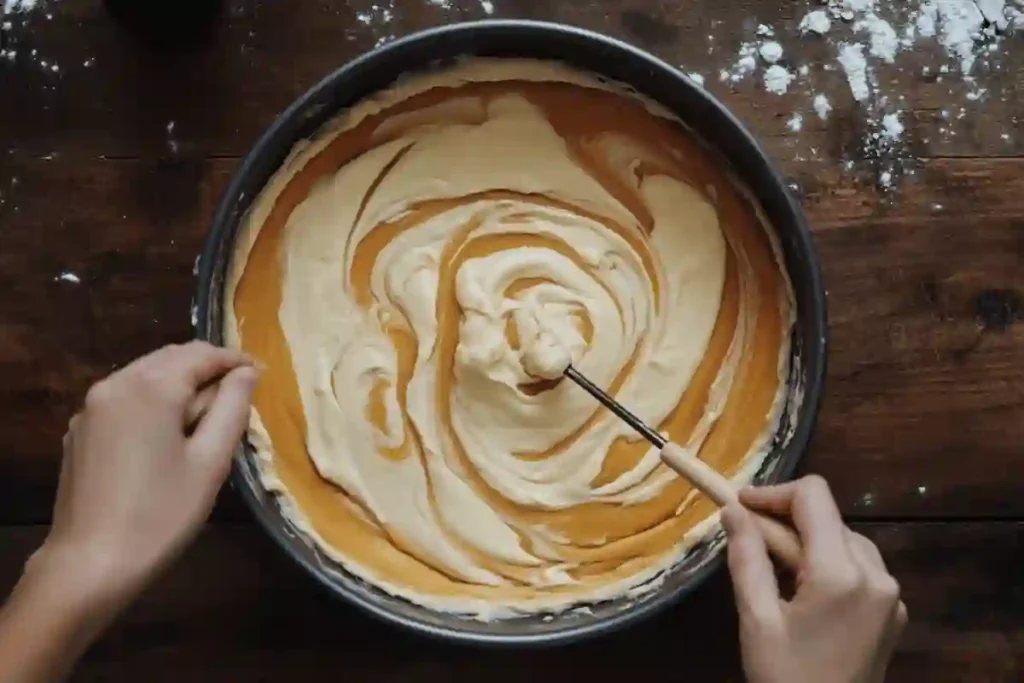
left=1, top=1, right=1021, bottom=680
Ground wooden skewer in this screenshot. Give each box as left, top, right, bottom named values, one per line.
left=563, top=365, right=803, bottom=569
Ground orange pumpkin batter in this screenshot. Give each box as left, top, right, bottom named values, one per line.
left=225, top=60, right=792, bottom=619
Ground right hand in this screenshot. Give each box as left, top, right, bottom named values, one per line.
left=721, top=476, right=907, bottom=683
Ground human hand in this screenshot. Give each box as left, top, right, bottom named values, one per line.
left=31, top=342, right=257, bottom=617
left=722, top=476, right=907, bottom=683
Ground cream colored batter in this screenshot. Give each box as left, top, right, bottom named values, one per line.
left=225, top=59, right=794, bottom=620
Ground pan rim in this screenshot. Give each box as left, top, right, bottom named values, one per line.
left=195, top=18, right=828, bottom=647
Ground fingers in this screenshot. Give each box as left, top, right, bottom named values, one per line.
left=740, top=476, right=852, bottom=575
left=55, top=415, right=79, bottom=524
left=894, top=600, right=909, bottom=640
left=722, top=504, right=782, bottom=626
left=185, top=383, right=220, bottom=432
left=164, top=341, right=254, bottom=390
left=118, top=342, right=252, bottom=394
left=872, top=600, right=908, bottom=683
left=852, top=537, right=905, bottom=621
left=187, top=366, right=258, bottom=475
left=62, top=414, right=79, bottom=450
left=846, top=531, right=906, bottom=636
left=846, top=530, right=888, bottom=574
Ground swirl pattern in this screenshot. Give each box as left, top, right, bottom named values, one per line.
left=226, top=60, right=794, bottom=619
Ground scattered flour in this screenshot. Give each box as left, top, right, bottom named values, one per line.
left=813, top=94, right=833, bottom=119
left=763, top=64, right=794, bottom=94
left=854, top=11, right=900, bottom=62
left=881, top=112, right=905, bottom=141
left=354, top=1, right=401, bottom=46
left=720, top=42, right=759, bottom=82
left=916, top=7, right=937, bottom=37
left=165, top=120, right=179, bottom=154
left=977, top=0, right=1010, bottom=28
left=835, top=0, right=876, bottom=15
left=759, top=41, right=784, bottom=63
left=55, top=271, right=80, bottom=284
left=919, top=0, right=987, bottom=73
left=837, top=43, right=870, bottom=101
left=721, top=0, right=1018, bottom=106
left=1, top=2, right=70, bottom=72
left=3, top=0, right=39, bottom=12
left=3, top=0, right=1020, bottom=200
left=705, top=0, right=1018, bottom=192
left=800, top=10, right=833, bottom=35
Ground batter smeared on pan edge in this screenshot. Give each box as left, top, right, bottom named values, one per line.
left=225, top=59, right=795, bottom=621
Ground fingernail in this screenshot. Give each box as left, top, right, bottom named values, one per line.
left=237, top=366, right=260, bottom=387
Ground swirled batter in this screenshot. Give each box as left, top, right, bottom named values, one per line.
left=226, top=60, right=794, bottom=620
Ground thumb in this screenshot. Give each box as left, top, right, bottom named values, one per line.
left=187, top=366, right=258, bottom=476
left=722, top=504, right=782, bottom=626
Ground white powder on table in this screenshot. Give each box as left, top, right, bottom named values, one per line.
left=854, top=12, right=900, bottom=62
left=837, top=42, right=870, bottom=101
left=800, top=10, right=833, bottom=35
left=881, top=112, right=904, bottom=140
left=976, top=0, right=1008, bottom=29
left=720, top=42, right=758, bottom=82
left=759, top=41, right=783, bottom=63
left=1006, top=6, right=1024, bottom=29
left=3, top=0, right=39, bottom=12
left=918, top=0, right=987, bottom=73
left=5, top=0, right=1013, bottom=205
left=813, top=94, right=833, bottom=119
left=763, top=64, right=794, bottom=94
left=837, top=0, right=876, bottom=14
left=916, top=6, right=937, bottom=36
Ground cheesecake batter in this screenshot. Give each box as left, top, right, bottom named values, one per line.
left=225, top=59, right=794, bottom=620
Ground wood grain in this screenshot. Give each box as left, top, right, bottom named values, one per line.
left=1, top=156, right=1021, bottom=521
left=0, top=0, right=1020, bottom=160
left=0, top=523, right=1019, bottom=682
left=1, top=0, right=1022, bottom=679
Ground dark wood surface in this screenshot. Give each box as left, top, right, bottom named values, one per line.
left=1, top=0, right=1022, bottom=680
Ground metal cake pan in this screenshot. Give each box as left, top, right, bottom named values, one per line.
left=195, top=20, right=828, bottom=647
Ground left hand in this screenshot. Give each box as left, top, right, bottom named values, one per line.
left=30, top=341, right=257, bottom=615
